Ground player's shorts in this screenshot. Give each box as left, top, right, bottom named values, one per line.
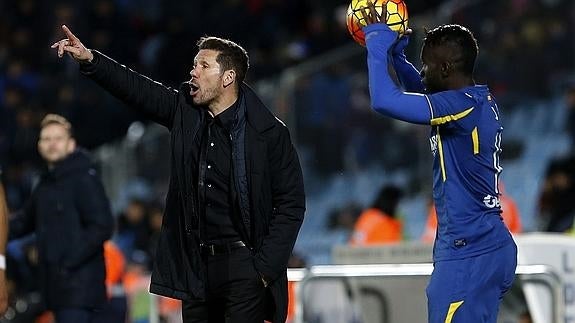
left=426, top=242, right=517, bottom=323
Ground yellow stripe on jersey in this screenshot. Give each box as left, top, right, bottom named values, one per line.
left=430, top=107, right=475, bottom=126
left=437, top=128, right=446, bottom=182
left=444, top=300, right=464, bottom=323
left=472, top=127, right=479, bottom=154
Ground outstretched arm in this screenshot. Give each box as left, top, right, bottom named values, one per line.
left=360, top=2, right=431, bottom=124
left=51, top=25, right=178, bottom=128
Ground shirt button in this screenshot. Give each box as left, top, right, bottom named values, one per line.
left=207, top=165, right=212, bottom=169
left=210, top=142, right=215, bottom=147
left=207, top=183, right=212, bottom=188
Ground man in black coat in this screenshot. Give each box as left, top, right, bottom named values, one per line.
left=9, top=114, right=114, bottom=323
left=52, top=25, right=306, bottom=322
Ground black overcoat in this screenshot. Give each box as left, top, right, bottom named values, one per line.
left=10, top=150, right=114, bottom=310
left=81, top=51, right=306, bottom=322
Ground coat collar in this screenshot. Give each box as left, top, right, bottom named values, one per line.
left=240, top=83, right=277, bottom=133
left=179, top=81, right=279, bottom=134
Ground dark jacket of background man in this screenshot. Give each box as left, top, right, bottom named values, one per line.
left=9, top=149, right=114, bottom=310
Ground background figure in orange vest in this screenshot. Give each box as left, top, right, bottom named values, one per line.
left=285, top=253, right=306, bottom=323
left=350, top=185, right=404, bottom=245
left=498, top=183, right=522, bottom=234
left=94, top=240, right=128, bottom=323
left=421, top=185, right=522, bottom=243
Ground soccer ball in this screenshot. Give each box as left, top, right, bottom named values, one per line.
left=346, top=0, right=409, bottom=46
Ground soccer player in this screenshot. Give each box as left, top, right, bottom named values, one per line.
left=359, top=2, right=517, bottom=322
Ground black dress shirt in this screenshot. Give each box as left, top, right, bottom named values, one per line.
left=197, top=102, right=241, bottom=244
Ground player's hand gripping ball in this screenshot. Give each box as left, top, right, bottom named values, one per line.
left=346, top=0, right=409, bottom=46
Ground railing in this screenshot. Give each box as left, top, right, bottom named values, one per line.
left=288, top=263, right=564, bottom=323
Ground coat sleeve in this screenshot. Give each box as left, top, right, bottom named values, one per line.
left=80, top=50, right=179, bottom=129
left=63, top=170, right=114, bottom=269
left=9, top=194, right=36, bottom=240
left=254, top=125, right=306, bottom=282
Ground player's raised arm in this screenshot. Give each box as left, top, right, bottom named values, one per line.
left=360, top=1, right=431, bottom=124
left=50, top=25, right=94, bottom=62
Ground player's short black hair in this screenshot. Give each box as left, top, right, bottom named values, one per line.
left=423, top=24, right=478, bottom=76
left=197, top=37, right=249, bottom=85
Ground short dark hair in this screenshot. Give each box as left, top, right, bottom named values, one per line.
left=40, top=113, right=74, bottom=137
left=197, top=36, right=249, bottom=85
left=423, top=24, right=478, bottom=76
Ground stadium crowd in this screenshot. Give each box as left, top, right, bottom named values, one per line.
left=1, top=0, right=574, bottom=321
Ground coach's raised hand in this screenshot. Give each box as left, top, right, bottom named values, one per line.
left=50, top=25, right=93, bottom=62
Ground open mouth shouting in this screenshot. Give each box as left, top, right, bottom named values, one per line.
left=189, top=82, right=199, bottom=96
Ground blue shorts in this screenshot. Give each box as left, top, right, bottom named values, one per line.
left=426, top=242, right=517, bottom=323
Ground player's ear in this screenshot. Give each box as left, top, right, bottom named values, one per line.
left=223, top=70, right=236, bottom=88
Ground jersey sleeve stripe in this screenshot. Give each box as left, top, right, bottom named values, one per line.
left=430, top=107, right=475, bottom=126
left=437, top=129, right=447, bottom=182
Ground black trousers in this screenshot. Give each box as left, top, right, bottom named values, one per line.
left=182, top=246, right=267, bottom=323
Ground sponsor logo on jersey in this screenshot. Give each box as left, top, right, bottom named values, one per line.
left=429, top=134, right=438, bottom=156
left=483, top=195, right=501, bottom=208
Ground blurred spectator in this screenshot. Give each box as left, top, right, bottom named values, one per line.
left=537, top=155, right=575, bottom=232
left=350, top=185, right=404, bottom=245
left=8, top=114, right=114, bottom=323
left=145, top=202, right=163, bottom=265
left=114, top=198, right=151, bottom=265
left=499, top=183, right=523, bottom=234
left=326, top=202, right=362, bottom=235
left=286, top=252, right=307, bottom=323
left=420, top=198, right=438, bottom=243
left=93, top=240, right=128, bottom=323
left=122, top=252, right=152, bottom=323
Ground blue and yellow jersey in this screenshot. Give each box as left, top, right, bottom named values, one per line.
left=428, top=86, right=512, bottom=261
left=363, top=23, right=514, bottom=262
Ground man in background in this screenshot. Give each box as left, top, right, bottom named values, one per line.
left=350, top=185, right=404, bottom=245
left=9, top=114, right=114, bottom=323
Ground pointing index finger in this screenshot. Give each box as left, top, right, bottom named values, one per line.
left=61, top=25, right=78, bottom=42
